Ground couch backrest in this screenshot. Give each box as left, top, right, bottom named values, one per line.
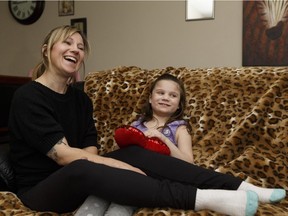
left=85, top=66, right=288, bottom=167
left=85, top=66, right=153, bottom=153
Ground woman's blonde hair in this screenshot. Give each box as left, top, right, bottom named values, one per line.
left=31, top=25, right=90, bottom=81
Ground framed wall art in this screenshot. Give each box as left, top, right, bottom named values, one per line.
left=71, top=18, right=87, bottom=38
left=59, top=0, right=74, bottom=16
left=243, top=0, right=288, bottom=66
left=186, top=0, right=214, bottom=21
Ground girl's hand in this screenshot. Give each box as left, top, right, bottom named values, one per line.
left=144, top=126, right=194, bottom=164
left=144, top=129, right=166, bottom=142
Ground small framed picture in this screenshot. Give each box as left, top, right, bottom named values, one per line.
left=59, top=0, right=74, bottom=16
left=71, top=18, right=87, bottom=38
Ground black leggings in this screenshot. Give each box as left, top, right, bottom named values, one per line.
left=18, top=146, right=242, bottom=213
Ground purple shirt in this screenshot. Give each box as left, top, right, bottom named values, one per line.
left=132, top=119, right=186, bottom=146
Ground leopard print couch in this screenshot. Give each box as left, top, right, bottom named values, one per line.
left=0, top=66, right=287, bottom=216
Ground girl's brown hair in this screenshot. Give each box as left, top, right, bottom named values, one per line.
left=139, top=73, right=192, bottom=134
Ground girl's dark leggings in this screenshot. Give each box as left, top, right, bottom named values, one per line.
left=18, top=146, right=242, bottom=213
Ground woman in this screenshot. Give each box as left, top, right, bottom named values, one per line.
left=9, top=25, right=285, bottom=216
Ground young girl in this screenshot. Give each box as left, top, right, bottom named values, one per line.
left=131, top=73, right=194, bottom=163
left=114, top=73, right=286, bottom=215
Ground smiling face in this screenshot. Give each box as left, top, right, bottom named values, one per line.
left=42, top=32, right=85, bottom=80
left=47, top=32, right=85, bottom=77
left=149, top=79, right=181, bottom=118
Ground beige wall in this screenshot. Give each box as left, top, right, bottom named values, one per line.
left=0, top=1, right=243, bottom=78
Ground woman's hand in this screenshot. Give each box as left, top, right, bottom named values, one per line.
left=83, top=145, right=146, bottom=175
left=99, top=157, right=147, bottom=176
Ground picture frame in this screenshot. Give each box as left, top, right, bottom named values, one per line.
left=186, top=0, right=214, bottom=21
left=242, top=0, right=288, bottom=66
left=71, top=18, right=87, bottom=38
left=58, top=0, right=74, bottom=16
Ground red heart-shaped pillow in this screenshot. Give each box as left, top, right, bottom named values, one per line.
left=145, top=137, right=171, bottom=155
left=114, top=125, right=170, bottom=155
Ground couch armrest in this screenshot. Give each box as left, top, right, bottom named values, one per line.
left=0, top=143, right=15, bottom=192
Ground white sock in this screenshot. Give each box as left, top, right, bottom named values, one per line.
left=195, top=189, right=258, bottom=216
left=238, top=182, right=286, bottom=203
left=104, top=202, right=136, bottom=216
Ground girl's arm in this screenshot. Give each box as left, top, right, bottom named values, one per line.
left=144, top=126, right=194, bottom=163
left=47, top=137, right=146, bottom=175
left=175, top=125, right=194, bottom=163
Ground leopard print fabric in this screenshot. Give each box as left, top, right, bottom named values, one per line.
left=0, top=191, right=73, bottom=215
left=85, top=66, right=288, bottom=216
left=0, top=66, right=287, bottom=215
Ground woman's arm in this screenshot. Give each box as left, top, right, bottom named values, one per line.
left=144, top=126, right=194, bottom=163
left=47, top=137, right=146, bottom=175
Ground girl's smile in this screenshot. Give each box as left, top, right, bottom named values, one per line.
left=149, top=79, right=180, bottom=117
